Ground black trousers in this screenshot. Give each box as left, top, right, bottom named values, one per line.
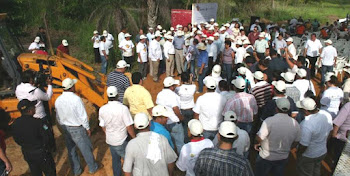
left=23, top=149, right=56, bottom=176
left=94, top=48, right=101, bottom=63
left=207, top=57, right=214, bottom=76
left=330, top=137, right=346, bottom=169
left=257, top=52, right=265, bottom=60
left=307, top=56, right=318, bottom=78
left=124, top=56, right=134, bottom=69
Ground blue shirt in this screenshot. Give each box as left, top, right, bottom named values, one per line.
left=197, top=50, right=208, bottom=67
left=150, top=121, right=174, bottom=149
left=173, top=36, right=185, bottom=50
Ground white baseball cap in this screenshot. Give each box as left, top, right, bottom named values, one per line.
left=205, top=24, right=211, bottom=28
left=231, top=77, right=246, bottom=89
left=34, top=36, right=40, bottom=43
left=125, top=33, right=132, bottom=38
left=163, top=77, right=180, bottom=87
left=116, top=60, right=130, bottom=68
left=324, top=39, right=333, bottom=44
left=281, top=72, right=296, bottom=83
left=255, top=19, right=260, bottom=23
left=210, top=18, right=215, bottom=22
left=213, top=23, right=219, bottom=26
left=219, top=121, right=237, bottom=138
left=286, top=37, right=293, bottom=42
left=93, top=30, right=98, bottom=34
left=162, top=29, right=167, bottom=33
left=201, top=34, right=207, bottom=38
left=140, top=35, right=147, bottom=39
left=213, top=33, right=220, bottom=37
left=224, top=111, right=237, bottom=121
left=177, top=24, right=183, bottom=29
left=207, top=36, right=215, bottom=41
left=152, top=105, right=171, bottom=117
left=237, top=67, right=247, bottom=75
left=157, top=25, right=162, bottom=30
left=276, top=98, right=290, bottom=112
left=170, top=27, right=175, bottom=31
left=325, top=72, right=335, bottom=82
left=196, top=31, right=202, bottom=35
left=62, top=78, right=77, bottom=90
left=236, top=40, right=243, bottom=46
left=62, top=39, right=69, bottom=46
left=212, top=65, right=221, bottom=78
left=204, top=76, right=217, bottom=89
left=134, top=113, right=149, bottom=129
left=167, top=35, right=174, bottom=40
left=219, top=27, right=226, bottom=31
left=107, top=86, right=118, bottom=97
left=259, top=33, right=265, bottom=38
left=103, top=30, right=108, bottom=36
left=272, top=80, right=286, bottom=92
left=243, top=40, right=250, bottom=45
left=188, top=119, right=203, bottom=136
left=224, top=23, right=230, bottom=27
left=254, top=71, right=264, bottom=80
left=197, top=43, right=206, bottom=50
left=296, top=97, right=317, bottom=111
left=208, top=26, right=215, bottom=31
left=185, top=40, right=190, bottom=46
left=296, top=68, right=307, bottom=78
left=176, top=31, right=184, bottom=36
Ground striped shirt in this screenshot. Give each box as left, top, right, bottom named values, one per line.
left=222, top=92, right=258, bottom=123
left=194, top=148, right=254, bottom=176
left=107, top=71, right=130, bottom=102
left=251, top=81, right=273, bottom=108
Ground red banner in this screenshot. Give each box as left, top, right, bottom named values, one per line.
left=171, top=9, right=192, bottom=28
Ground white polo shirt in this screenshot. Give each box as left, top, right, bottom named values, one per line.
left=175, top=84, right=196, bottom=110
left=149, top=40, right=163, bottom=61
left=193, top=92, right=226, bottom=131
left=163, top=40, right=175, bottom=59
left=106, top=33, right=114, bottom=49
left=235, top=47, right=246, bottom=64
left=320, top=86, right=344, bottom=117
left=99, top=41, right=109, bottom=56
left=320, top=45, right=337, bottom=66
left=292, top=79, right=316, bottom=101
left=119, top=39, right=134, bottom=57
left=99, top=101, right=134, bottom=146
left=156, top=89, right=181, bottom=124
left=91, top=35, right=100, bottom=48
left=176, top=139, right=214, bottom=176
left=305, top=39, right=322, bottom=57
left=136, top=42, right=148, bottom=62
left=28, top=42, right=39, bottom=52
left=287, top=43, right=297, bottom=60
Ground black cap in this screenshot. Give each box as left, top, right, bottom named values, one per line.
left=17, top=99, right=37, bottom=112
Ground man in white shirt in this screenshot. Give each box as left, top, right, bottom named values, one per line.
left=119, top=33, right=135, bottom=68
left=250, top=19, right=262, bottom=32
left=99, top=86, right=135, bottom=176
left=206, top=36, right=218, bottom=71
left=272, top=34, right=287, bottom=55
left=55, top=78, right=99, bottom=175
left=149, top=34, right=163, bottom=82
left=117, top=28, right=126, bottom=45
left=136, top=35, right=148, bottom=79
left=303, top=33, right=323, bottom=78
left=176, top=119, right=214, bottom=176
left=254, top=33, right=269, bottom=60
left=235, top=40, right=246, bottom=65
left=103, top=30, right=114, bottom=49
left=193, top=77, right=226, bottom=140
left=285, top=37, right=297, bottom=61
left=156, top=77, right=184, bottom=153
left=163, top=35, right=176, bottom=77
left=293, top=68, right=316, bottom=100
left=319, top=39, right=337, bottom=85
left=296, top=98, right=333, bottom=176
left=28, top=36, right=40, bottom=53
left=99, top=36, right=109, bottom=74
left=91, top=30, right=101, bottom=63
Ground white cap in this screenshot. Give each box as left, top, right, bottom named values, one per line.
left=296, top=97, right=317, bottom=111
left=184, top=34, right=191, bottom=40
left=103, top=30, right=108, bottom=36
left=207, top=36, right=214, bottom=41
left=39, top=43, right=45, bottom=48
left=157, top=25, right=162, bottom=30
left=196, top=31, right=202, bottom=35
left=208, top=26, right=214, bottom=31
left=125, top=33, right=132, bottom=38
left=188, top=119, right=203, bottom=136
left=224, top=111, right=237, bottom=121
left=34, top=36, right=40, bottom=43
left=176, top=31, right=184, bottom=36
left=177, top=24, right=183, bottom=29
left=255, top=19, right=260, bottom=23
left=170, top=27, right=175, bottom=31
left=237, top=67, right=247, bottom=75
left=325, top=39, right=333, bottom=44
left=62, top=78, right=77, bottom=90
left=162, top=29, right=166, bottom=33
left=197, top=43, right=206, bottom=50
left=239, top=26, right=244, bottom=30
left=259, top=33, right=265, bottom=38
left=212, top=65, right=221, bottom=78
left=254, top=71, right=264, bottom=80
left=116, top=60, right=130, bottom=69
left=155, top=31, right=162, bottom=37
left=200, top=21, right=204, bottom=24
left=167, top=35, right=174, bottom=40
left=286, top=37, right=293, bottom=42
left=205, top=24, right=211, bottom=28
left=296, top=68, right=307, bottom=78
left=241, top=36, right=248, bottom=41
left=276, top=98, right=290, bottom=112
left=219, top=121, right=237, bottom=138
left=62, top=39, right=69, bottom=46
left=193, top=22, right=198, bottom=26
left=213, top=23, right=219, bottom=26
left=149, top=27, right=154, bottom=30
left=272, top=80, right=286, bottom=92
left=93, top=30, right=98, bottom=34
left=210, top=18, right=215, bottom=22
left=185, top=40, right=190, bottom=46
left=325, top=72, right=335, bottom=82
left=204, top=76, right=217, bottom=89
left=231, top=77, right=246, bottom=89
left=163, top=77, right=180, bottom=87
left=224, top=23, right=230, bottom=27
left=213, top=33, right=220, bottom=37
left=281, top=72, right=296, bottom=83
left=236, top=40, right=243, bottom=45
left=201, top=34, right=207, bottom=38
left=219, top=27, right=226, bottom=31
left=140, top=35, right=147, bottom=39
left=152, top=105, right=171, bottom=117
left=134, top=113, right=149, bottom=129
left=107, top=86, right=118, bottom=97
left=243, top=40, right=250, bottom=45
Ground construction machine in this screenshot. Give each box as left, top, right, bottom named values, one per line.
left=0, top=13, right=108, bottom=122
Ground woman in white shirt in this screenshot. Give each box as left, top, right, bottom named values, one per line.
left=320, top=75, right=344, bottom=119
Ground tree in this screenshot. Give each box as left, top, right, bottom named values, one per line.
left=147, top=0, right=159, bottom=28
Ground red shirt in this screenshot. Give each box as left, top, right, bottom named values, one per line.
left=248, top=32, right=260, bottom=45
left=296, top=25, right=305, bottom=35
left=57, top=44, right=70, bottom=55
left=35, top=50, right=48, bottom=55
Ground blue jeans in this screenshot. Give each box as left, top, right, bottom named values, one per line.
left=181, top=109, right=194, bottom=143
left=101, top=55, right=108, bottom=74
left=321, top=65, right=333, bottom=84
left=109, top=141, right=127, bottom=176
left=61, top=125, right=98, bottom=175
left=223, top=63, right=233, bottom=83
left=236, top=122, right=253, bottom=135
left=184, top=60, right=195, bottom=77
left=166, top=123, right=185, bottom=153
left=255, top=155, right=288, bottom=176
left=198, top=67, right=209, bottom=92
left=203, top=130, right=218, bottom=140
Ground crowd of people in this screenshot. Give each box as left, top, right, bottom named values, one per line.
left=9, top=16, right=350, bottom=176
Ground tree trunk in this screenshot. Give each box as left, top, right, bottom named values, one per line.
left=147, top=0, right=158, bottom=28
